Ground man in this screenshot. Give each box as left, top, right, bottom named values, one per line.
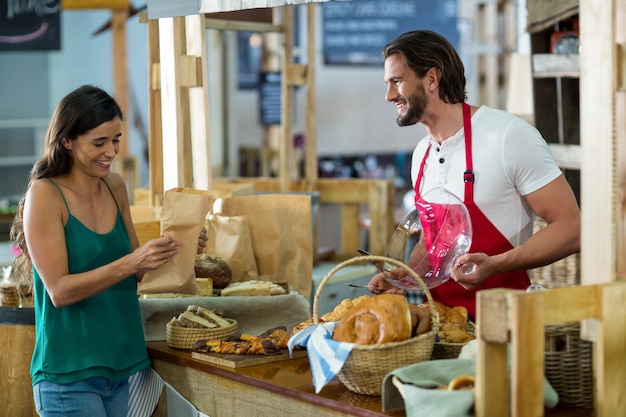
left=367, top=30, right=580, bottom=320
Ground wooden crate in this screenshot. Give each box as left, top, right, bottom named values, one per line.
left=475, top=283, right=626, bottom=416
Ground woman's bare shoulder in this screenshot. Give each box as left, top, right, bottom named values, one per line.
left=103, top=172, right=130, bottom=204
left=29, top=178, right=61, bottom=198
left=26, top=178, right=67, bottom=218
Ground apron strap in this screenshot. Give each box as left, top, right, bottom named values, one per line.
left=462, top=102, right=474, bottom=204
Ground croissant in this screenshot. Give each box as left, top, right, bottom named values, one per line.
left=193, top=336, right=281, bottom=355
left=260, top=326, right=290, bottom=349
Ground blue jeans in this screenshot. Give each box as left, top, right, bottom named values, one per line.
left=33, top=377, right=129, bottom=417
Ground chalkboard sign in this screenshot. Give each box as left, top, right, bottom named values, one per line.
left=259, top=71, right=282, bottom=125
left=0, top=1, right=61, bottom=51
left=322, top=0, right=458, bottom=66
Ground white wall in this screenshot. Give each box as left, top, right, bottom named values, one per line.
left=1, top=4, right=499, bottom=188
left=46, top=10, right=150, bottom=185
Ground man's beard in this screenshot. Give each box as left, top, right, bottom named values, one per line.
left=396, top=87, right=428, bottom=127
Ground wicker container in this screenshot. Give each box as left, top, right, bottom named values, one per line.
left=313, top=255, right=440, bottom=396
left=166, top=318, right=238, bottom=350
left=544, top=322, right=593, bottom=408
left=530, top=217, right=580, bottom=288
left=431, top=321, right=476, bottom=360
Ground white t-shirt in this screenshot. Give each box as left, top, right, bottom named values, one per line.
left=411, top=105, right=562, bottom=247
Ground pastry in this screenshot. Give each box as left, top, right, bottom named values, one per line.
left=332, top=294, right=412, bottom=345
left=409, top=303, right=432, bottom=336
left=447, top=375, right=475, bottom=390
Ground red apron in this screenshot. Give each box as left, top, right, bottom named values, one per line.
left=414, top=103, right=530, bottom=320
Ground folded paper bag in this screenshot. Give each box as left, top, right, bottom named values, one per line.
left=137, top=188, right=213, bottom=295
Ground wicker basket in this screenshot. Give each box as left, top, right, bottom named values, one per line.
left=166, top=318, right=238, bottom=350
left=313, top=255, right=440, bottom=396
left=530, top=217, right=580, bottom=288
left=544, top=322, right=593, bottom=408
left=431, top=321, right=476, bottom=360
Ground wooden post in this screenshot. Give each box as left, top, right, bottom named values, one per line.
left=158, top=16, right=193, bottom=190
left=158, top=15, right=214, bottom=191
left=279, top=6, right=294, bottom=191
left=111, top=9, right=129, bottom=157
left=147, top=17, right=164, bottom=205
left=580, top=0, right=617, bottom=283
left=614, top=0, right=626, bottom=277
left=475, top=289, right=510, bottom=417
left=305, top=4, right=318, bottom=189
left=185, top=14, right=212, bottom=191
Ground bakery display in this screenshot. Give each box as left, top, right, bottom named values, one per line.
left=291, top=293, right=438, bottom=341
left=194, top=254, right=232, bottom=289
left=193, top=326, right=290, bottom=356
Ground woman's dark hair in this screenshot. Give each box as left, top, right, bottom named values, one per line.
left=383, top=30, right=467, bottom=104
left=10, top=85, right=123, bottom=290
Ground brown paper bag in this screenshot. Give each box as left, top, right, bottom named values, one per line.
left=137, top=188, right=213, bottom=295
left=213, top=194, right=313, bottom=298
left=205, top=213, right=259, bottom=282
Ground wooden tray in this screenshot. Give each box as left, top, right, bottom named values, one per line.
left=191, top=348, right=307, bottom=368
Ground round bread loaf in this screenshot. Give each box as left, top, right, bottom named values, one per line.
left=194, top=254, right=232, bottom=289
left=332, top=294, right=412, bottom=345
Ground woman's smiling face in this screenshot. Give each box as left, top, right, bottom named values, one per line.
left=65, top=117, right=122, bottom=177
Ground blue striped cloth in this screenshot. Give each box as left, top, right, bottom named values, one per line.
left=288, top=322, right=354, bottom=393
left=127, top=366, right=210, bottom=417
left=128, top=367, right=164, bottom=417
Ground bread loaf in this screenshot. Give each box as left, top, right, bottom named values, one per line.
left=194, top=254, right=232, bottom=289
left=332, top=294, right=412, bottom=345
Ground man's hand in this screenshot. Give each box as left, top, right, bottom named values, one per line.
left=367, top=268, right=407, bottom=295
left=197, top=227, right=208, bottom=254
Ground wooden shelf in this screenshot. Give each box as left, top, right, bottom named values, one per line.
left=549, top=143, right=581, bottom=170
left=532, top=53, right=579, bottom=78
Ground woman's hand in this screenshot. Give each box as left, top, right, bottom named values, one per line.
left=131, top=236, right=182, bottom=272
left=197, top=226, right=208, bottom=254
left=366, top=268, right=407, bottom=295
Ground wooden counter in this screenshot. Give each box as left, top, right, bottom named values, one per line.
left=0, top=306, right=37, bottom=417
left=147, top=341, right=400, bottom=417
left=147, top=341, right=592, bottom=417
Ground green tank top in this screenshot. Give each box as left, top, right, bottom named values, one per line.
left=31, top=179, right=150, bottom=385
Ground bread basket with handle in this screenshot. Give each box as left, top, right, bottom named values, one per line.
left=166, top=318, right=238, bottom=350
left=313, top=255, right=440, bottom=396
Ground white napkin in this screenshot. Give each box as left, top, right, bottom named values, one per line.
left=128, top=366, right=210, bottom=417
left=288, top=322, right=354, bottom=393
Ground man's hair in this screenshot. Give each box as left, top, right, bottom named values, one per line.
left=383, top=30, right=467, bottom=104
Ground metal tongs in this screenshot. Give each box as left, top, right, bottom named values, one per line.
left=344, top=249, right=391, bottom=289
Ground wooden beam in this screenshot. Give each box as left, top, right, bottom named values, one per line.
left=148, top=19, right=164, bottom=205
left=580, top=0, right=616, bottom=284
left=185, top=13, right=212, bottom=190
left=62, top=0, right=129, bottom=9
left=111, top=10, right=129, bottom=157
left=204, top=17, right=282, bottom=32
left=615, top=1, right=626, bottom=278
left=279, top=6, right=294, bottom=191
left=159, top=16, right=193, bottom=189
left=304, top=3, right=318, bottom=189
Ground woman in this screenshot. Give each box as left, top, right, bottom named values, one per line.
left=10, top=85, right=206, bottom=417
